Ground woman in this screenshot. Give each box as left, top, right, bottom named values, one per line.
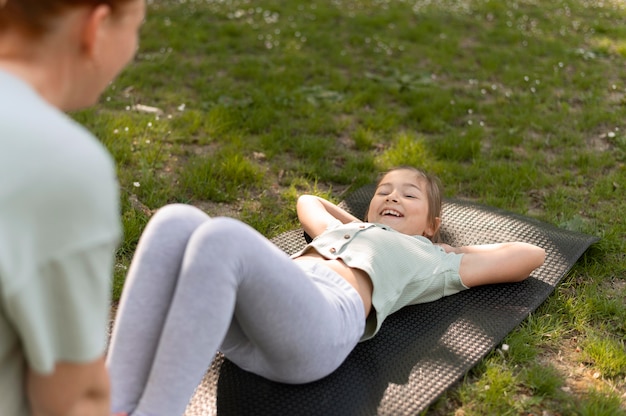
left=107, top=166, right=545, bottom=416
left=0, top=1, right=144, bottom=415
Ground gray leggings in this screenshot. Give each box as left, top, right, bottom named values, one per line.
left=106, top=204, right=365, bottom=416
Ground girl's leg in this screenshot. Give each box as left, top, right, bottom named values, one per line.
left=106, top=204, right=210, bottom=414
left=131, top=217, right=365, bottom=416
left=219, top=258, right=366, bottom=384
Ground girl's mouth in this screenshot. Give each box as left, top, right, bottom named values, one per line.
left=381, top=209, right=402, bottom=217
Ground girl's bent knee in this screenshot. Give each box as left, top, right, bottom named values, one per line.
left=146, top=204, right=209, bottom=232
left=153, top=203, right=206, bottom=222
left=195, top=217, right=257, bottom=244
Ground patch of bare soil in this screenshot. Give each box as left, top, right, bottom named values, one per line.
left=537, top=337, right=626, bottom=410
left=194, top=199, right=244, bottom=219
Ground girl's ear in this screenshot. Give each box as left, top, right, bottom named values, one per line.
left=425, top=217, right=441, bottom=239
left=79, top=4, right=111, bottom=58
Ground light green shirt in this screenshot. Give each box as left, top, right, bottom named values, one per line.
left=0, top=70, right=121, bottom=416
left=293, top=220, right=467, bottom=340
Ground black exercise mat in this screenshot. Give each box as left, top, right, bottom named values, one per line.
left=185, top=184, right=598, bottom=416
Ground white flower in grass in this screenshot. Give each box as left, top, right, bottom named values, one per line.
left=133, top=182, right=141, bottom=188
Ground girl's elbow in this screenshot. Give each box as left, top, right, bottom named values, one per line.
left=532, top=245, right=546, bottom=269
left=519, top=245, right=545, bottom=281
left=512, top=244, right=545, bottom=282
left=296, top=194, right=315, bottom=213
left=517, top=243, right=545, bottom=266
left=296, top=194, right=312, bottom=206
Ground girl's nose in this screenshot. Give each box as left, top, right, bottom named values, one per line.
left=385, top=193, right=398, bottom=202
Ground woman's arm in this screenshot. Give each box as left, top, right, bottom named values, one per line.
left=438, top=242, right=546, bottom=287
left=297, top=195, right=362, bottom=239
left=27, top=355, right=111, bottom=416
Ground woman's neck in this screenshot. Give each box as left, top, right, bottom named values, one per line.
left=0, top=32, right=76, bottom=110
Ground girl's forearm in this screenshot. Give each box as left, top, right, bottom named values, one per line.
left=446, top=242, right=546, bottom=286
left=314, top=196, right=361, bottom=224
left=298, top=195, right=360, bottom=224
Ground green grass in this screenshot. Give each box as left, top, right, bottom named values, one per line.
left=74, top=0, right=626, bottom=413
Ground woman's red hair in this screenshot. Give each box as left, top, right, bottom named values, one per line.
left=0, top=0, right=137, bottom=38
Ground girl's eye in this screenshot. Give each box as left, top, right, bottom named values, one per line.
left=405, top=194, right=417, bottom=199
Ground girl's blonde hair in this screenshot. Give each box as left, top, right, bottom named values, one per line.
left=366, top=166, right=443, bottom=242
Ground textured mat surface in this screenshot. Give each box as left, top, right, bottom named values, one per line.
left=185, top=185, right=598, bottom=416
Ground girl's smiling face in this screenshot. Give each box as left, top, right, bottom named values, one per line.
left=366, top=168, right=441, bottom=238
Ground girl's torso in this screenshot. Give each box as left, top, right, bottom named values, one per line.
left=293, top=251, right=373, bottom=316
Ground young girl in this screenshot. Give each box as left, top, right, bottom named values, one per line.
left=0, top=1, right=144, bottom=415
left=107, top=167, right=545, bottom=416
